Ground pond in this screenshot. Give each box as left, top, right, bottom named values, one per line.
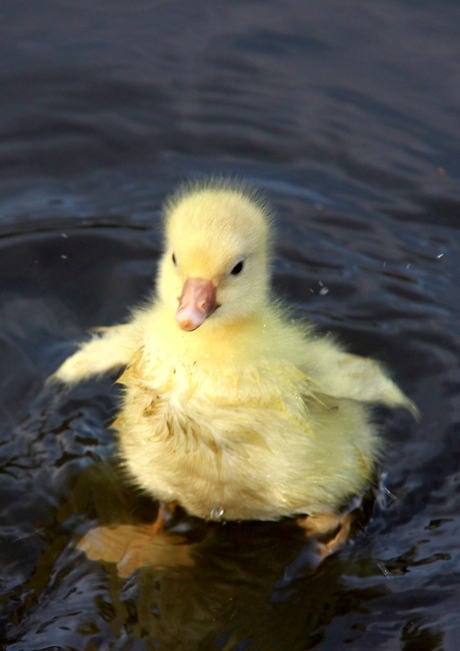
left=1, top=1, right=460, bottom=649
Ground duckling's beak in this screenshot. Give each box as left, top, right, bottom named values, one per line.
left=176, top=277, right=218, bottom=331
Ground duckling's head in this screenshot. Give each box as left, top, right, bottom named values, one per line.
left=157, top=180, right=273, bottom=331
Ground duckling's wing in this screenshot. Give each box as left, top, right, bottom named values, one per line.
left=50, top=322, right=140, bottom=385
left=296, top=334, right=417, bottom=416
left=330, top=353, right=418, bottom=415
left=318, top=351, right=418, bottom=417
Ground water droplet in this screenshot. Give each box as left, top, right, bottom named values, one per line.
left=376, top=561, right=392, bottom=579
left=210, top=507, right=225, bottom=521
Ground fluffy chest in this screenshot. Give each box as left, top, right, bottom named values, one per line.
left=113, top=359, right=316, bottom=519
left=113, top=352, right=372, bottom=520
left=115, top=384, right=277, bottom=519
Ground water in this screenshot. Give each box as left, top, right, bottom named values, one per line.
left=1, top=1, right=460, bottom=649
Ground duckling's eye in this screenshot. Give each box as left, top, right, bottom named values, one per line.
left=172, top=253, right=177, bottom=266
left=230, top=260, right=244, bottom=276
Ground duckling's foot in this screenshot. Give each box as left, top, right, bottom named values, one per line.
left=77, top=502, right=194, bottom=578
left=296, top=512, right=354, bottom=557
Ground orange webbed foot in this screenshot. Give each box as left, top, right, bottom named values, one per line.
left=296, top=511, right=354, bottom=557
left=77, top=502, right=195, bottom=577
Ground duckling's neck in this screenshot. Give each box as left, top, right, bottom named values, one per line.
left=146, top=300, right=272, bottom=369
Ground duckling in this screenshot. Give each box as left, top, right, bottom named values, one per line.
left=53, top=179, right=416, bottom=536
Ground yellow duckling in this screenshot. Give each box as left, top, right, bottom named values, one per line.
left=54, top=180, right=415, bottom=531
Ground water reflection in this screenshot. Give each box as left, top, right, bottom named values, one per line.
left=3, top=432, right=388, bottom=650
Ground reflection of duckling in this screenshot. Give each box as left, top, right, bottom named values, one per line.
left=53, top=180, right=416, bottom=546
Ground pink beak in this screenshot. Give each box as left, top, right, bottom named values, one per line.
left=176, top=277, right=218, bottom=331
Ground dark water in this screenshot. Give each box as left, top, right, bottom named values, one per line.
left=1, top=1, right=460, bottom=649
